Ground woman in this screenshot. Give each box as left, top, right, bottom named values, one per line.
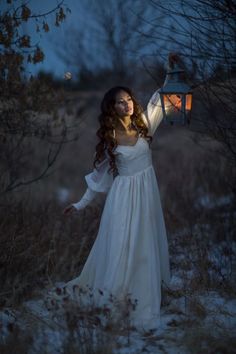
left=63, top=86, right=171, bottom=329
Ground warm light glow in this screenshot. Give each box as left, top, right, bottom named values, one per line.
left=164, top=94, right=182, bottom=113
left=185, top=94, right=192, bottom=111
left=163, top=93, right=192, bottom=114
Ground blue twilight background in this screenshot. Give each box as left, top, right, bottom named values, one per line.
left=1, top=0, right=180, bottom=79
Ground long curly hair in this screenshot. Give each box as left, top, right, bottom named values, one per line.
left=94, top=86, right=152, bottom=175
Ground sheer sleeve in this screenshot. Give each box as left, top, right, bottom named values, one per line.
left=85, top=157, right=113, bottom=193
left=142, top=90, right=163, bottom=136
left=72, top=158, right=113, bottom=210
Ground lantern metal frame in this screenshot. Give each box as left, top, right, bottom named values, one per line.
left=159, top=61, right=193, bottom=125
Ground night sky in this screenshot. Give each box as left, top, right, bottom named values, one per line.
left=1, top=0, right=183, bottom=79
left=22, top=0, right=83, bottom=78
left=15, top=0, right=172, bottom=79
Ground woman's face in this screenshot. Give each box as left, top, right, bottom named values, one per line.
left=114, top=90, right=134, bottom=118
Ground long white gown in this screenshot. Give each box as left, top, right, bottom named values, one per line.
left=66, top=90, right=171, bottom=329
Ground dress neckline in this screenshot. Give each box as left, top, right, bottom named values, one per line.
left=117, top=136, right=141, bottom=148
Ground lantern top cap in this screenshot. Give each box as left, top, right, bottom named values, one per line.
left=158, top=52, right=193, bottom=93
left=159, top=82, right=192, bottom=94
left=166, top=63, right=185, bottom=74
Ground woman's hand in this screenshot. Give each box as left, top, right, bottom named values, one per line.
left=63, top=204, right=77, bottom=215
left=168, top=52, right=180, bottom=68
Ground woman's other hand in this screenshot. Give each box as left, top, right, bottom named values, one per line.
left=63, top=204, right=77, bottom=215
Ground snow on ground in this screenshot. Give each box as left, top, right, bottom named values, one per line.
left=1, top=268, right=235, bottom=354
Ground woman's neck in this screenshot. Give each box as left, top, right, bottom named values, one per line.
left=116, top=116, right=132, bottom=132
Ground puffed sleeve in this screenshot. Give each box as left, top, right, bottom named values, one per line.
left=142, top=90, right=163, bottom=136
left=72, top=158, right=113, bottom=210
left=85, top=157, right=113, bottom=193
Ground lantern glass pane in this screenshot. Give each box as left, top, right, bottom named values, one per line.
left=163, top=94, right=184, bottom=123
left=185, top=94, right=192, bottom=111
left=164, top=94, right=182, bottom=113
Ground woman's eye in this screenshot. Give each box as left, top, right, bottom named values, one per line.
left=117, top=97, right=132, bottom=104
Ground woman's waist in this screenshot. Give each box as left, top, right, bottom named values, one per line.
left=116, top=152, right=153, bottom=176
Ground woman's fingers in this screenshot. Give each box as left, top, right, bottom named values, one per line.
left=168, top=52, right=180, bottom=67
left=63, top=205, right=75, bottom=215
left=63, top=204, right=83, bottom=216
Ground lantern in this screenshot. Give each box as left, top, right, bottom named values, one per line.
left=159, top=55, right=193, bottom=125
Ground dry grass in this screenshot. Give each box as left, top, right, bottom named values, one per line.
left=0, top=201, right=102, bottom=307
left=182, top=323, right=236, bottom=354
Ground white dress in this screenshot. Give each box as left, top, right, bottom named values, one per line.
left=67, top=91, right=171, bottom=328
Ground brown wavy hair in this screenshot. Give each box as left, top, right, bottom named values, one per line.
left=94, top=86, right=152, bottom=175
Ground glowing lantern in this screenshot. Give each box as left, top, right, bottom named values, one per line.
left=159, top=54, right=193, bottom=125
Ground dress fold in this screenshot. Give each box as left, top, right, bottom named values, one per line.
left=66, top=137, right=170, bottom=328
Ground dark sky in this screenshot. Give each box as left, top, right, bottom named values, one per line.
left=21, top=0, right=171, bottom=79
left=21, top=0, right=83, bottom=78
left=1, top=0, right=186, bottom=78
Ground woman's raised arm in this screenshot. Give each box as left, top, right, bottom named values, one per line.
left=142, top=90, right=163, bottom=136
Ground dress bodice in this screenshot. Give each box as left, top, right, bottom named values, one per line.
left=82, top=89, right=163, bottom=194
left=115, top=138, right=152, bottom=176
